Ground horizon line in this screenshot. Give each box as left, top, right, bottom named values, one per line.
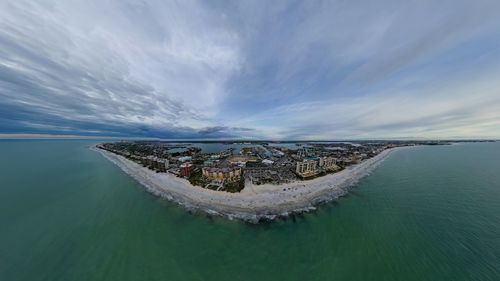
left=0, top=133, right=498, bottom=142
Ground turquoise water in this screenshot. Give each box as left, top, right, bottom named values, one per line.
left=1, top=140, right=499, bottom=281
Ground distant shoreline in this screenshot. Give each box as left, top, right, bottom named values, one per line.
left=94, top=145, right=401, bottom=222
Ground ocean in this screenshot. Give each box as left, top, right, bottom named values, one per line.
left=1, top=140, right=499, bottom=281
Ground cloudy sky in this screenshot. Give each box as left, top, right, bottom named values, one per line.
left=1, top=0, right=500, bottom=140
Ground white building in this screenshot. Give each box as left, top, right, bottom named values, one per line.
left=202, top=166, right=242, bottom=181
left=319, top=157, right=337, bottom=171
left=295, top=158, right=319, bottom=178
left=178, top=156, right=192, bottom=162
left=262, top=159, right=274, bottom=165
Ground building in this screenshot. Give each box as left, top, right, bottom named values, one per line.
left=203, top=160, right=217, bottom=166
left=143, top=157, right=170, bottom=172
left=297, top=147, right=311, bottom=158
left=180, top=163, right=193, bottom=177
left=202, top=166, right=242, bottom=181
left=178, top=156, right=192, bottom=162
left=262, top=159, right=274, bottom=165
left=150, top=158, right=168, bottom=172
left=319, top=156, right=337, bottom=171
left=227, top=155, right=258, bottom=166
left=141, top=156, right=153, bottom=167
left=157, top=159, right=169, bottom=172
left=272, top=150, right=285, bottom=157
left=295, top=158, right=319, bottom=178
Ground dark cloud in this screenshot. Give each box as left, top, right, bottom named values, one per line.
left=197, top=126, right=255, bottom=137
left=198, top=126, right=228, bottom=135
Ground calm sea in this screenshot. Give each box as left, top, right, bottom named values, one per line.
left=1, top=140, right=499, bottom=281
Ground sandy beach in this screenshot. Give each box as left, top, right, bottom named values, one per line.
left=95, top=146, right=398, bottom=222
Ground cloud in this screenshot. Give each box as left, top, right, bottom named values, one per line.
left=231, top=69, right=500, bottom=140
left=1, top=0, right=500, bottom=139
left=197, top=126, right=256, bottom=138
left=198, top=126, right=228, bottom=135
left=0, top=0, right=241, bottom=138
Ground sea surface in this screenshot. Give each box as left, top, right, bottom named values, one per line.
left=1, top=140, right=499, bottom=281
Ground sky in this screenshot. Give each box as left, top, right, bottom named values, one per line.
left=1, top=0, right=500, bottom=140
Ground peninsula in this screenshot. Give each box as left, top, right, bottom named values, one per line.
left=95, top=140, right=442, bottom=222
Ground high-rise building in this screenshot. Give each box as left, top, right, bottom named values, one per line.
left=180, top=163, right=193, bottom=177
left=202, top=166, right=242, bottom=181
left=319, top=157, right=337, bottom=171
left=295, top=158, right=319, bottom=178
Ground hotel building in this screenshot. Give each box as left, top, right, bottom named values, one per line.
left=202, top=166, right=242, bottom=181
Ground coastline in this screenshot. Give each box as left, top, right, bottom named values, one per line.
left=93, top=146, right=400, bottom=222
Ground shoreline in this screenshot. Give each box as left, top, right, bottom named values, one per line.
left=93, top=146, right=401, bottom=222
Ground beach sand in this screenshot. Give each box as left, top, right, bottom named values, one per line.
left=95, top=147, right=398, bottom=222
